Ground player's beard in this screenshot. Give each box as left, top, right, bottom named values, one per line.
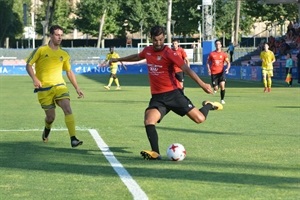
left=153, top=45, right=163, bottom=51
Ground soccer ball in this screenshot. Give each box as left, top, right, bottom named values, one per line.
left=166, top=143, right=186, bottom=161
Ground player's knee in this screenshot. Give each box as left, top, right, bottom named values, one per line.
left=45, top=116, right=55, bottom=123
left=194, top=115, right=206, bottom=124
left=63, top=108, right=72, bottom=115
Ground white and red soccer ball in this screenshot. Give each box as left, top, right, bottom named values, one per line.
left=166, top=143, right=186, bottom=161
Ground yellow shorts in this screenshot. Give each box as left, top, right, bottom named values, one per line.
left=37, top=84, right=70, bottom=110
left=110, top=66, right=118, bottom=74
left=262, top=69, right=273, bottom=77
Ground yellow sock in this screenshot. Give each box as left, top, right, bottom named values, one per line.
left=45, top=121, right=52, bottom=129
left=65, top=114, right=76, bottom=137
left=263, top=79, right=267, bottom=88
left=114, top=78, right=120, bottom=87
left=267, top=78, right=272, bottom=88
left=108, top=78, right=113, bottom=86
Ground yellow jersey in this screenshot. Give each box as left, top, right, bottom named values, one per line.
left=27, top=45, right=71, bottom=87
left=106, top=52, right=120, bottom=68
left=260, top=50, right=275, bottom=70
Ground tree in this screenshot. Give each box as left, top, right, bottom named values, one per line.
left=0, top=0, right=24, bottom=47
left=244, top=1, right=298, bottom=27
left=35, top=0, right=72, bottom=44
left=74, top=1, right=121, bottom=37
left=172, top=0, right=202, bottom=40
left=121, top=0, right=168, bottom=39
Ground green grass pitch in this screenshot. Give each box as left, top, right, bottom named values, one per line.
left=0, top=74, right=299, bottom=199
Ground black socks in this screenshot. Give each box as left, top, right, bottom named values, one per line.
left=199, top=103, right=213, bottom=119
left=221, top=89, right=225, bottom=100
left=145, top=124, right=160, bottom=154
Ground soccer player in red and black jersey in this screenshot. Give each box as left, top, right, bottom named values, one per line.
left=109, top=25, right=223, bottom=160
left=207, top=40, right=231, bottom=104
left=172, top=39, right=190, bottom=90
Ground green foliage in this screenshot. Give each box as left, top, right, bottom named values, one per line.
left=74, top=0, right=123, bottom=37
left=52, top=0, right=72, bottom=32
left=244, top=0, right=298, bottom=23
left=35, top=0, right=72, bottom=35
left=215, top=0, right=236, bottom=39
left=13, top=0, right=31, bottom=26
left=121, top=0, right=168, bottom=37
left=0, top=0, right=24, bottom=46
left=172, top=0, right=202, bottom=39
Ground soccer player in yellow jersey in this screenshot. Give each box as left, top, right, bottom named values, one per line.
left=26, top=25, right=84, bottom=148
left=260, top=42, right=276, bottom=92
left=99, top=46, right=121, bottom=90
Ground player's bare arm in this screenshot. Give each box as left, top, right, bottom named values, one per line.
left=26, top=63, right=42, bottom=88
left=184, top=57, right=190, bottom=67
left=206, top=61, right=211, bottom=75
left=66, top=70, right=84, bottom=98
left=182, top=64, right=213, bottom=94
left=109, top=54, right=142, bottom=65
left=225, top=58, right=231, bottom=74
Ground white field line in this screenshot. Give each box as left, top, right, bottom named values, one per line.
left=88, top=129, right=148, bottom=200
left=0, top=128, right=148, bottom=200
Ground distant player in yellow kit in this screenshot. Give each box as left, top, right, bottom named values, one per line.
left=260, top=42, right=276, bottom=92
left=99, top=46, right=122, bottom=90
left=26, top=25, right=84, bottom=148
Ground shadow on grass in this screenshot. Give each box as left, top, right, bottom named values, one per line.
left=82, top=99, right=149, bottom=104
left=0, top=140, right=299, bottom=189
left=275, top=106, right=300, bottom=109
left=156, top=126, right=238, bottom=135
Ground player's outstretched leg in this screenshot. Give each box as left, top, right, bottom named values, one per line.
left=202, top=101, right=223, bottom=110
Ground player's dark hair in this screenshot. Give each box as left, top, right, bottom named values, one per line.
left=215, top=39, right=221, bottom=44
left=263, top=42, right=269, bottom=46
left=49, top=25, right=63, bottom=34
left=150, top=25, right=165, bottom=37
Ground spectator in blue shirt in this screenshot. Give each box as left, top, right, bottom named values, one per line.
left=285, top=53, right=293, bottom=86
left=227, top=42, right=235, bottom=63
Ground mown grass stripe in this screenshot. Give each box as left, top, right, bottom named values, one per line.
left=88, top=129, right=148, bottom=200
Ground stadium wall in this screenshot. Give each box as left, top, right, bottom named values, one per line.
left=1, top=62, right=298, bottom=82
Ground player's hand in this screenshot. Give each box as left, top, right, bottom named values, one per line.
left=120, top=61, right=127, bottom=70
left=76, top=89, right=84, bottom=99
left=33, top=78, right=42, bottom=89
left=202, top=83, right=213, bottom=94
left=98, top=63, right=105, bottom=68
left=225, top=68, right=230, bottom=74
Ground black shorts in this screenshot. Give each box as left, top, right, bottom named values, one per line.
left=175, top=71, right=184, bottom=82
left=211, top=71, right=226, bottom=87
left=146, top=89, right=195, bottom=122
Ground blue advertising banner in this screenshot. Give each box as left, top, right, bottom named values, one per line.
left=0, top=65, right=27, bottom=75
left=72, top=63, right=148, bottom=75
left=2, top=62, right=294, bottom=82
left=196, top=65, right=262, bottom=81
